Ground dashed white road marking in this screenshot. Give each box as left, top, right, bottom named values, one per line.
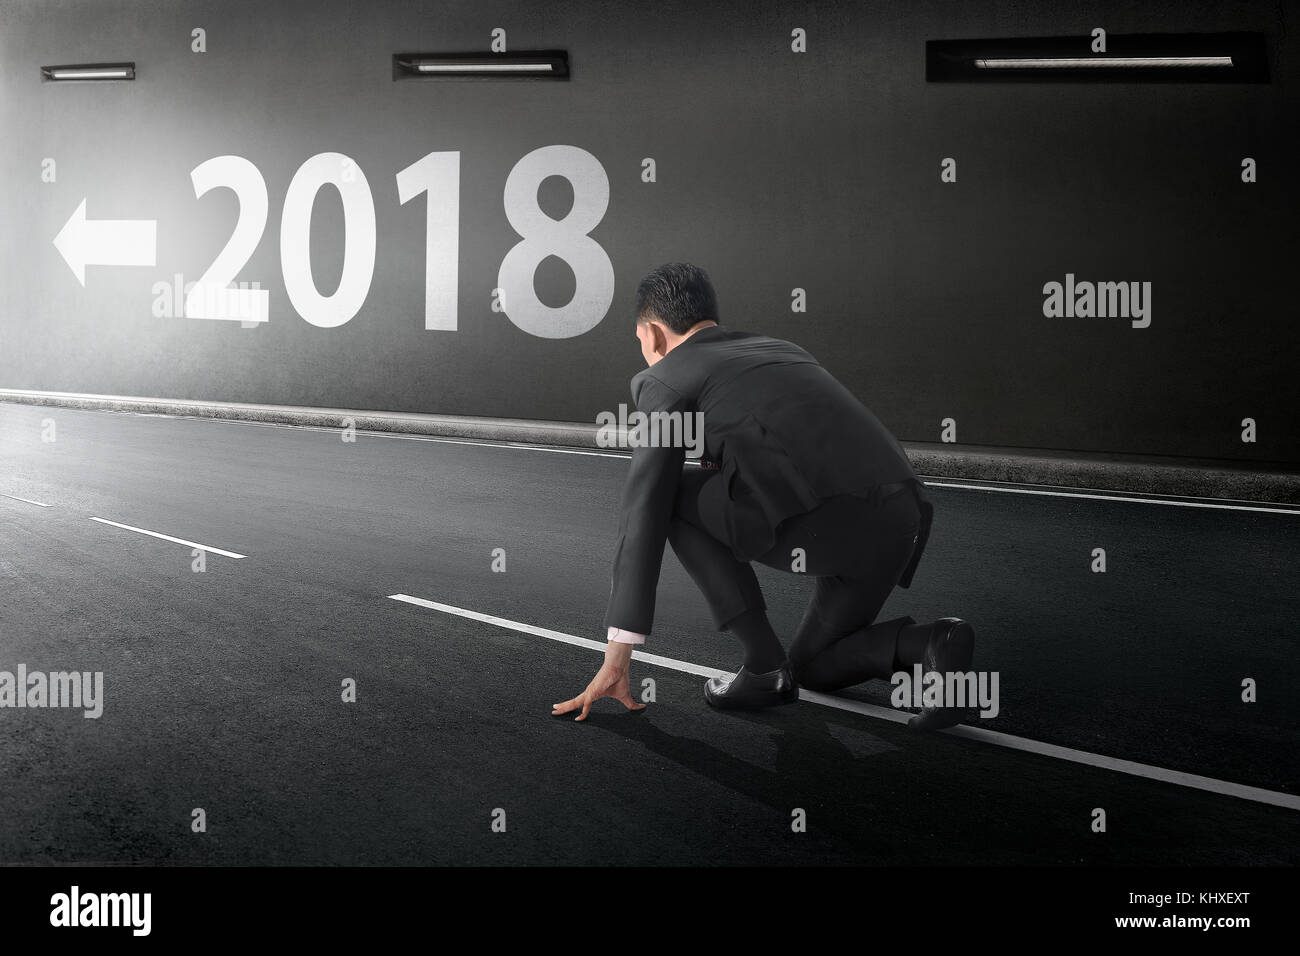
left=1, top=493, right=51, bottom=508
left=89, top=516, right=246, bottom=559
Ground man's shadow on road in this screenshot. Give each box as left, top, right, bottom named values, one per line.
left=569, top=700, right=968, bottom=852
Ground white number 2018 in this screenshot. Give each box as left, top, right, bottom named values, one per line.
left=187, top=145, right=612, bottom=338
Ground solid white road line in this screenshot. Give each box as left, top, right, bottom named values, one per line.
left=130, top=410, right=1300, bottom=513
left=388, top=594, right=727, bottom=678
left=924, top=480, right=1300, bottom=516
left=370, top=432, right=637, bottom=460
left=196, top=416, right=637, bottom=460
left=20, top=403, right=1293, bottom=512
left=389, top=593, right=1300, bottom=812
left=1, top=493, right=52, bottom=508
left=89, top=516, right=246, bottom=559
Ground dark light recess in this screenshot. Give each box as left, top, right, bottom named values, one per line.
left=927, top=33, right=1267, bottom=83
left=393, top=51, right=569, bottom=80
left=40, top=62, right=136, bottom=82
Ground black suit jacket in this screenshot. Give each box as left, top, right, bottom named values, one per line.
left=604, top=325, right=932, bottom=634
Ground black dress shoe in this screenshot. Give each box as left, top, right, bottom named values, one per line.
left=908, top=617, right=976, bottom=732
left=704, top=663, right=799, bottom=710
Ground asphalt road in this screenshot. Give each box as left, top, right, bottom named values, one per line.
left=1, top=401, right=1297, bottom=865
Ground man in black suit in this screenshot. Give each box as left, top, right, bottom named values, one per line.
left=553, top=263, right=974, bottom=729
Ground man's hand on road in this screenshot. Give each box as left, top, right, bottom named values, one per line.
left=552, top=640, right=646, bottom=721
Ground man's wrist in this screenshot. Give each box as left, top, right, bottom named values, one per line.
left=607, top=626, right=646, bottom=645
left=604, top=637, right=635, bottom=673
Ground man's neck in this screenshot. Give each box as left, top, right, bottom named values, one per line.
left=678, top=321, right=718, bottom=343
left=660, top=321, right=719, bottom=360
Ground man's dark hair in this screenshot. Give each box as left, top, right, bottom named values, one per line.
left=634, top=262, right=719, bottom=336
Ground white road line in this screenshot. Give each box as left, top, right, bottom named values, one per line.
left=89, top=517, right=246, bottom=559
left=389, top=594, right=728, bottom=678
left=389, top=593, right=1300, bottom=813
left=923, top=480, right=1300, bottom=515
left=369, top=432, right=637, bottom=459
left=19, top=403, right=1295, bottom=510
left=164, top=417, right=1300, bottom=509
left=172, top=416, right=1300, bottom=509
left=196, top=417, right=637, bottom=459
left=1, top=493, right=52, bottom=508
left=351, top=430, right=715, bottom=467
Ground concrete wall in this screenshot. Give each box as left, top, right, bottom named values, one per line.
left=1, top=0, right=1295, bottom=464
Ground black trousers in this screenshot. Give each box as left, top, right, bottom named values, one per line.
left=669, top=467, right=922, bottom=692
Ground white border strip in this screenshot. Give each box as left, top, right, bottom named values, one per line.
left=389, top=593, right=1300, bottom=812
left=90, top=516, right=246, bottom=559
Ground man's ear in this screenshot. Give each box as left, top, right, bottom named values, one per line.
left=650, top=321, right=669, bottom=356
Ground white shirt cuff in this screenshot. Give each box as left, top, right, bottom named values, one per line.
left=607, top=626, right=646, bottom=645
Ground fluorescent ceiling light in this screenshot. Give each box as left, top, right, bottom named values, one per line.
left=393, top=51, right=568, bottom=80
left=927, top=33, right=1266, bottom=83
left=50, top=69, right=130, bottom=79
left=41, top=63, right=136, bottom=81
left=415, top=61, right=554, bottom=73
left=976, top=56, right=1233, bottom=69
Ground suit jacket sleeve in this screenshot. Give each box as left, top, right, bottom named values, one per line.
left=603, top=373, right=690, bottom=635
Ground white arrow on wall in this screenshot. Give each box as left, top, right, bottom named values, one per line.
left=53, top=198, right=157, bottom=286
